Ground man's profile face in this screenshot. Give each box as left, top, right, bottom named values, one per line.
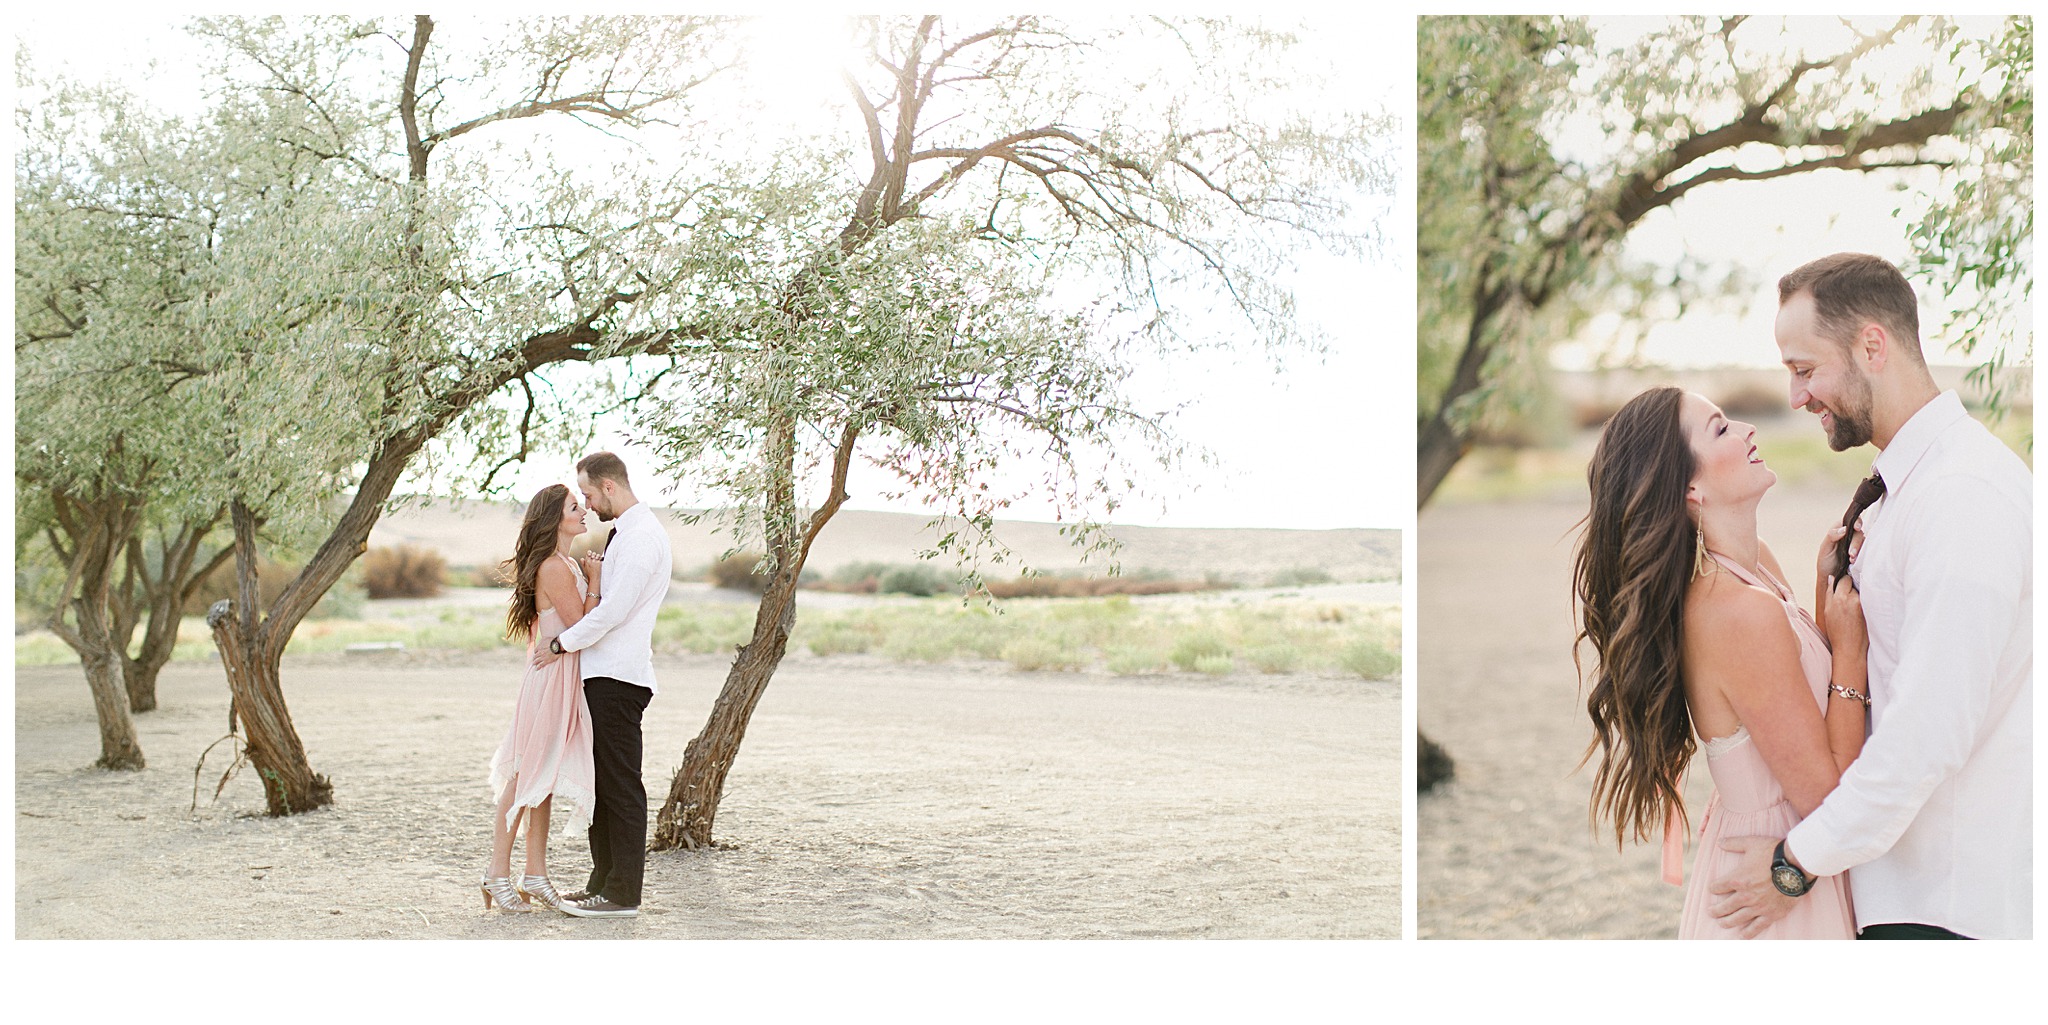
left=577, top=471, right=616, bottom=522
left=1775, top=291, right=1876, bottom=452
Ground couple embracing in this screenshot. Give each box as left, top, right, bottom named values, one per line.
left=479, top=452, right=672, bottom=919
left=1577, top=253, right=2031, bottom=940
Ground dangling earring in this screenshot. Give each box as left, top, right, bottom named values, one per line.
left=1691, top=495, right=1711, bottom=579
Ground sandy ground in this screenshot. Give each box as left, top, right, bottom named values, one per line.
left=1416, top=481, right=1862, bottom=940
left=16, top=645, right=1398, bottom=939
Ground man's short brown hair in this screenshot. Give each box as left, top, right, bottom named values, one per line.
left=575, top=451, right=631, bottom=488
left=1777, top=253, right=1925, bottom=365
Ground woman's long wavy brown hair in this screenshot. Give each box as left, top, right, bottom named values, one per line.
left=504, top=484, right=571, bottom=642
left=1572, top=387, right=1699, bottom=848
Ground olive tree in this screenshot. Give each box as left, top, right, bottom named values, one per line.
left=15, top=15, right=735, bottom=811
left=637, top=16, right=1392, bottom=849
left=15, top=75, right=247, bottom=766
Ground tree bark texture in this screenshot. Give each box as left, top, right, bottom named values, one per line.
left=207, top=598, right=332, bottom=815
left=111, top=516, right=228, bottom=713
left=81, top=651, right=145, bottom=771
left=46, top=497, right=147, bottom=770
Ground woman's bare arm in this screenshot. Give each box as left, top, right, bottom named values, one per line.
left=1685, top=583, right=1843, bottom=817
left=536, top=558, right=589, bottom=631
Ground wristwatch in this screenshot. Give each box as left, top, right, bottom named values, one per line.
left=1770, top=840, right=1813, bottom=897
left=549, top=637, right=565, bottom=656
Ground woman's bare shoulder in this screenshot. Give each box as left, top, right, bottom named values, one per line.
left=1683, top=573, right=1800, bottom=694
left=536, top=556, right=572, bottom=586
left=1684, top=572, right=1792, bottom=646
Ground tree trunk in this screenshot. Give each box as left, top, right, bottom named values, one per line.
left=652, top=572, right=801, bottom=851
left=82, top=649, right=145, bottom=770
left=120, top=657, right=162, bottom=715
left=47, top=497, right=147, bottom=770
left=114, top=517, right=228, bottom=713
left=1417, top=410, right=1471, bottom=510
left=207, top=598, right=332, bottom=815
left=652, top=422, right=858, bottom=851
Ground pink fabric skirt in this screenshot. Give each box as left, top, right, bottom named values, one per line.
left=487, top=609, right=595, bottom=834
left=1677, top=730, right=1856, bottom=939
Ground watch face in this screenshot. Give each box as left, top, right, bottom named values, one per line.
left=1772, top=864, right=1809, bottom=896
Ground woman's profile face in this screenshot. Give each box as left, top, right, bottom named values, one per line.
left=558, top=491, right=588, bottom=538
left=1679, top=392, right=1776, bottom=506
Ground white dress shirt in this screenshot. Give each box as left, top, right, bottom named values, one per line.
left=1786, top=390, right=2032, bottom=939
left=555, top=501, right=672, bottom=693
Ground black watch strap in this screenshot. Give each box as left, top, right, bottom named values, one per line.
left=549, top=637, right=564, bottom=655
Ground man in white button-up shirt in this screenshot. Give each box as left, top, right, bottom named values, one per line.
left=1711, top=253, right=2032, bottom=939
left=532, top=451, right=673, bottom=918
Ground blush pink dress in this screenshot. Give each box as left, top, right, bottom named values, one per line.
left=1669, top=552, right=1856, bottom=940
left=488, top=554, right=596, bottom=834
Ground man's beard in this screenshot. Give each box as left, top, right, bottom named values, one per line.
left=1825, top=371, right=1876, bottom=451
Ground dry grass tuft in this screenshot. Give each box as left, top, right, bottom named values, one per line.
left=361, top=545, right=446, bottom=599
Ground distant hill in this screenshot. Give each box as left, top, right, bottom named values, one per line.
left=370, top=499, right=1401, bottom=584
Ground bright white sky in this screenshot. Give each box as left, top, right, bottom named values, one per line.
left=14, top=13, right=1415, bottom=532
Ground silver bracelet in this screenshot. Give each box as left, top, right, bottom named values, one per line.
left=1828, top=683, right=1870, bottom=706
left=585, top=592, right=600, bottom=600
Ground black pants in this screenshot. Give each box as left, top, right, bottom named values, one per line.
left=1858, top=922, right=1971, bottom=940
left=583, top=676, right=652, bottom=907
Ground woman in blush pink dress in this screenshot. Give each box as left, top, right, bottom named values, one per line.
left=1573, top=387, right=1868, bottom=939
left=480, top=484, right=604, bottom=912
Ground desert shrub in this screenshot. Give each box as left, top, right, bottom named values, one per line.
left=321, top=578, right=368, bottom=619
left=801, top=561, right=886, bottom=593
left=653, top=605, right=752, bottom=654
left=878, top=563, right=949, bottom=597
left=866, top=605, right=1007, bottom=661
left=1105, top=645, right=1165, bottom=675
left=361, top=545, right=446, bottom=599
left=879, top=631, right=959, bottom=662
left=1245, top=644, right=1300, bottom=673
left=1193, top=654, right=1234, bottom=676
left=832, top=561, right=891, bottom=585
left=1266, top=567, right=1334, bottom=588
left=708, top=552, right=769, bottom=593
left=805, top=621, right=875, bottom=656
left=1341, top=639, right=1401, bottom=679
left=980, top=573, right=1219, bottom=598
left=1169, top=633, right=1230, bottom=671
left=184, top=557, right=366, bottom=618
left=1000, top=638, right=1082, bottom=671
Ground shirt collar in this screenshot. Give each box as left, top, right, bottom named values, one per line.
left=1871, top=390, right=1967, bottom=493
left=609, top=501, right=651, bottom=533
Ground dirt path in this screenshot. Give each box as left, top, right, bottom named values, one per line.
left=16, top=649, right=1398, bottom=939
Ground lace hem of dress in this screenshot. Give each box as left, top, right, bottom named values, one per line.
left=1702, top=725, right=1751, bottom=759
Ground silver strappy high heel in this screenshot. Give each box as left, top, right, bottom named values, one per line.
left=481, top=875, right=533, bottom=911
left=518, top=875, right=567, bottom=912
